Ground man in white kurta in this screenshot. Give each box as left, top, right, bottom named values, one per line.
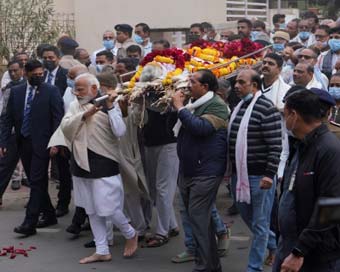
left=60, top=73, right=137, bottom=264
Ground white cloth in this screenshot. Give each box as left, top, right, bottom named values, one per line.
left=306, top=75, right=323, bottom=89
left=227, top=91, right=262, bottom=204
left=61, top=99, right=125, bottom=171
left=88, top=214, right=111, bottom=255
left=261, top=76, right=290, bottom=112
left=62, top=86, right=76, bottom=113
left=291, top=34, right=316, bottom=47
left=1, top=71, right=11, bottom=89
left=173, top=91, right=214, bottom=137
left=73, top=175, right=124, bottom=216
left=143, top=40, right=153, bottom=56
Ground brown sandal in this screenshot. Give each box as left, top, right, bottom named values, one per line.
left=142, top=234, right=169, bottom=248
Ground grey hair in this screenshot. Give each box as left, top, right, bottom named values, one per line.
left=75, top=73, right=100, bottom=89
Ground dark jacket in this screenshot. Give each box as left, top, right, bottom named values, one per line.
left=0, top=82, right=64, bottom=156
left=44, top=66, right=68, bottom=96
left=285, top=124, right=340, bottom=263
left=177, top=94, right=229, bottom=177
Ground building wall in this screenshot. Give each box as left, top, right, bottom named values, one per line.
left=55, top=0, right=227, bottom=53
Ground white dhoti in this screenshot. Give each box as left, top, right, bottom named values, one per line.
left=73, top=175, right=136, bottom=255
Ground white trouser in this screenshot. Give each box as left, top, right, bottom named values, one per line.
left=144, top=143, right=179, bottom=236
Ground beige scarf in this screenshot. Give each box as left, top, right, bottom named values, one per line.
left=60, top=100, right=121, bottom=172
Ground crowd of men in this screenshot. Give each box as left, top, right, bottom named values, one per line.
left=1, top=11, right=340, bottom=272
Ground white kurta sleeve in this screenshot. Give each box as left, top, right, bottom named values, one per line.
left=108, top=101, right=126, bottom=137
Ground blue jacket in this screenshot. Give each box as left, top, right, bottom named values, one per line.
left=0, top=82, right=64, bottom=157
left=177, top=94, right=229, bottom=177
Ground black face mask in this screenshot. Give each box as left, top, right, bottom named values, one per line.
left=43, top=60, right=57, bottom=71
left=29, top=76, right=44, bottom=87
left=85, top=60, right=91, bottom=67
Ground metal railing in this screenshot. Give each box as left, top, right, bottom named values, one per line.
left=226, top=0, right=270, bottom=22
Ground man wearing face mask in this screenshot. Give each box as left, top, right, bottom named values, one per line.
left=115, top=24, right=142, bottom=59
left=329, top=72, right=340, bottom=124
left=317, top=27, right=340, bottom=79
left=42, top=45, right=68, bottom=96
left=0, top=60, right=64, bottom=236
left=272, top=31, right=290, bottom=54
left=291, top=19, right=316, bottom=47
left=95, top=50, right=114, bottom=74
left=273, top=89, right=340, bottom=272
left=90, top=30, right=117, bottom=66
left=134, top=23, right=152, bottom=55
left=314, top=25, right=330, bottom=53
left=228, top=69, right=282, bottom=272
left=228, top=69, right=282, bottom=271
left=41, top=45, right=72, bottom=218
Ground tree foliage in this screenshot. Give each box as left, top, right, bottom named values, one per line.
left=0, top=0, right=75, bottom=61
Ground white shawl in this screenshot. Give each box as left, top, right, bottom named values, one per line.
left=227, top=91, right=262, bottom=204
left=173, top=91, right=214, bottom=137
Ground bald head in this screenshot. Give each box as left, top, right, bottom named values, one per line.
left=235, top=69, right=261, bottom=99
left=68, top=64, right=88, bottom=80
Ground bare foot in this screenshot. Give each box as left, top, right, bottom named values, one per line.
left=123, top=234, right=138, bottom=258
left=79, top=253, right=112, bottom=264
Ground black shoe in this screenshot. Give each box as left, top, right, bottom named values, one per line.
left=36, top=217, right=58, bottom=228
left=14, top=224, right=37, bottom=236
left=84, top=240, right=95, bottom=248
left=66, top=223, right=81, bottom=235
left=228, top=203, right=239, bottom=216
left=11, top=180, right=21, bottom=190
left=56, top=208, right=69, bottom=218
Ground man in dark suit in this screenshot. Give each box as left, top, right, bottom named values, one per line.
left=0, top=60, right=64, bottom=236
left=0, top=60, right=26, bottom=204
left=42, top=45, right=72, bottom=217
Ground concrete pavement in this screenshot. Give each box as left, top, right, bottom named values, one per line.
left=0, top=181, right=272, bottom=272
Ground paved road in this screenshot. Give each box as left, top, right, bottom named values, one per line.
left=0, top=182, right=272, bottom=272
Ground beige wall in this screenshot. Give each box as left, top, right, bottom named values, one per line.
left=68, top=0, right=227, bottom=53
left=53, top=0, right=74, bottom=14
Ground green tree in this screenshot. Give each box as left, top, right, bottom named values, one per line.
left=0, top=0, right=74, bottom=61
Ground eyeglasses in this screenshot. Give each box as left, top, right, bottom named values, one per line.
left=298, top=54, right=314, bottom=60
left=103, top=37, right=114, bottom=41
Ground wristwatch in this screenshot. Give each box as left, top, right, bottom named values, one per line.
left=292, top=247, right=304, bottom=258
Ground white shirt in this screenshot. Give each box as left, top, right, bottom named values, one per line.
left=45, top=66, right=58, bottom=85
left=62, top=87, right=76, bottom=113
left=143, top=40, right=153, bottom=56
left=1, top=71, right=11, bottom=89
left=91, top=47, right=118, bottom=66
left=291, top=34, right=316, bottom=47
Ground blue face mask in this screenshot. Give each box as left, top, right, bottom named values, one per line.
left=279, top=23, right=286, bottom=30
left=96, top=64, right=104, bottom=73
left=242, top=93, right=254, bottom=102
left=329, top=87, right=340, bottom=100
left=67, top=78, right=75, bottom=89
left=134, top=34, right=144, bottom=44
left=251, top=31, right=259, bottom=41
left=273, top=43, right=285, bottom=52
left=103, top=39, right=114, bottom=50
left=328, top=39, right=340, bottom=53
left=299, top=31, right=310, bottom=40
